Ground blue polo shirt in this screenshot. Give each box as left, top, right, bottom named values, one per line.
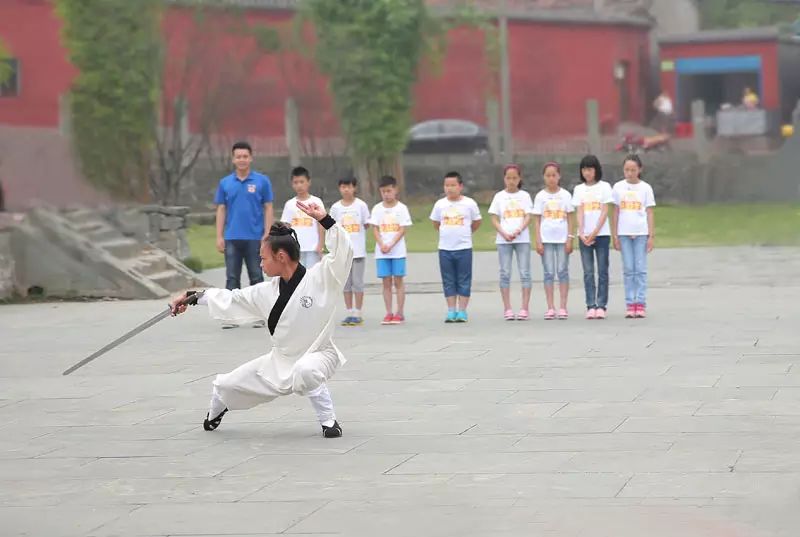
left=214, top=171, right=274, bottom=240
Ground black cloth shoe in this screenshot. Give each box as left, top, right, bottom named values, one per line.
left=322, top=420, right=342, bottom=438
left=203, top=408, right=228, bottom=431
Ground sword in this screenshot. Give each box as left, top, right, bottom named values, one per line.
left=62, top=291, right=204, bottom=376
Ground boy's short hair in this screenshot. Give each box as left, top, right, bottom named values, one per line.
left=444, top=171, right=463, bottom=184
left=379, top=175, right=397, bottom=188
left=291, top=166, right=310, bottom=180
left=231, top=141, right=252, bottom=154
left=338, top=177, right=357, bottom=187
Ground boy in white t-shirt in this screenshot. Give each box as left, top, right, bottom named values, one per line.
left=533, top=162, right=575, bottom=320
left=281, top=166, right=325, bottom=269
left=611, top=154, right=656, bottom=319
left=330, top=177, right=370, bottom=326
left=429, top=171, right=482, bottom=323
left=370, top=175, right=413, bottom=325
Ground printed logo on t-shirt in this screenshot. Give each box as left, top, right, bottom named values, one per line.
left=341, top=213, right=361, bottom=234
left=442, top=206, right=465, bottom=227
left=583, top=193, right=601, bottom=212
left=543, top=199, right=566, bottom=220
left=247, top=184, right=257, bottom=194
left=380, top=213, right=401, bottom=233
left=620, top=191, right=643, bottom=211
left=291, top=215, right=314, bottom=227
left=502, top=199, right=525, bottom=219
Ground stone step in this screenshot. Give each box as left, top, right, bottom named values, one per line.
left=63, top=209, right=100, bottom=224
left=72, top=220, right=106, bottom=233
left=149, top=269, right=191, bottom=292
left=96, top=238, right=141, bottom=259
left=127, top=252, right=169, bottom=276
left=86, top=226, right=123, bottom=243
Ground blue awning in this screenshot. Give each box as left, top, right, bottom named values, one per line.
left=675, top=55, right=762, bottom=74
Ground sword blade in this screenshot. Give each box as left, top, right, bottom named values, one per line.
left=62, top=306, right=172, bottom=376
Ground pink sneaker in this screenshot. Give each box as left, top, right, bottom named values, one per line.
left=585, top=308, right=597, bottom=320
left=391, top=313, right=405, bottom=324
left=625, top=306, right=636, bottom=318
left=595, top=308, right=606, bottom=320
left=504, top=309, right=515, bottom=321
left=516, top=309, right=529, bottom=321
left=544, top=309, right=556, bottom=320
left=557, top=308, right=569, bottom=320
left=635, top=304, right=646, bottom=318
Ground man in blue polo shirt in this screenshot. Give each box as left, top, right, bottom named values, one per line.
left=214, top=141, right=274, bottom=329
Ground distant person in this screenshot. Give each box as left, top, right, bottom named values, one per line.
left=214, top=141, right=274, bottom=329
left=370, top=175, right=412, bottom=325
left=611, top=154, right=656, bottom=319
left=743, top=87, right=760, bottom=109
left=281, top=167, right=326, bottom=269
left=532, top=162, right=575, bottom=320
left=653, top=91, right=674, bottom=134
left=330, top=177, right=370, bottom=326
left=488, top=165, right=534, bottom=320
left=572, top=155, right=613, bottom=319
left=429, top=171, right=482, bottom=323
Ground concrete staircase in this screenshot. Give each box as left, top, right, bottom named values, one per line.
left=8, top=207, right=208, bottom=299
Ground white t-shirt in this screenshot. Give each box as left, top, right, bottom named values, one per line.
left=330, top=198, right=370, bottom=259
left=429, top=196, right=482, bottom=251
left=612, top=180, right=656, bottom=236
left=572, top=181, right=613, bottom=236
left=488, top=190, right=534, bottom=244
left=532, top=188, right=574, bottom=244
left=369, top=201, right=413, bottom=259
left=281, top=195, right=325, bottom=252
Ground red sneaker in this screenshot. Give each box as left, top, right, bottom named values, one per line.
left=625, top=305, right=636, bottom=318
left=635, top=304, right=647, bottom=318
left=381, top=313, right=394, bottom=325
left=391, top=313, right=405, bottom=324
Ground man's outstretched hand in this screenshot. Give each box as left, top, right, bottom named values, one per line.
left=296, top=200, right=326, bottom=221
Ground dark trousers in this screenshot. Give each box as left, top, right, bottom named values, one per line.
left=225, top=240, right=264, bottom=290
left=439, top=248, right=473, bottom=297
left=579, top=236, right=610, bottom=310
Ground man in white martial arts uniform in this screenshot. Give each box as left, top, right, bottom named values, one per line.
left=171, top=201, right=353, bottom=438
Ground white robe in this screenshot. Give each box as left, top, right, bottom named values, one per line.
left=202, top=222, right=354, bottom=410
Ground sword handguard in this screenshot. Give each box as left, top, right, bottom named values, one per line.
left=181, top=290, right=205, bottom=306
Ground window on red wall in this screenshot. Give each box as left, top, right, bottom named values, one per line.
left=0, top=59, right=19, bottom=97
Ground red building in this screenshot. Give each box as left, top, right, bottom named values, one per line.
left=659, top=28, right=800, bottom=134
left=0, top=0, right=651, bottom=208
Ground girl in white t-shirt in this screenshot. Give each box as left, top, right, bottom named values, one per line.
left=533, top=162, right=575, bottom=320
left=488, top=165, right=534, bottom=321
left=611, top=154, right=656, bottom=319
left=572, top=155, right=613, bottom=320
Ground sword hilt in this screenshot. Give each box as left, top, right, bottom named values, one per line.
left=170, top=290, right=205, bottom=315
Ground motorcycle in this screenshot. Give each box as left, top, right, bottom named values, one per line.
left=616, top=132, right=671, bottom=154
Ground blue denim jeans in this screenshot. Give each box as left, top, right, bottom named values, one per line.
left=541, top=243, right=569, bottom=285
left=439, top=248, right=473, bottom=297
left=619, top=235, right=648, bottom=307
left=579, top=236, right=610, bottom=310
left=224, top=239, right=264, bottom=290
left=497, top=243, right=532, bottom=289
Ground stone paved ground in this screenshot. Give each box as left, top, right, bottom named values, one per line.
left=2, top=247, right=800, bottom=537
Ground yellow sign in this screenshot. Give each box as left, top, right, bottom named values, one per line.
left=661, top=60, right=675, bottom=72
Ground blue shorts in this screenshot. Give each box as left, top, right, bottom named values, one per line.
left=376, top=257, right=406, bottom=278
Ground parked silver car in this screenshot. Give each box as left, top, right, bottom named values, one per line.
left=405, top=119, right=490, bottom=154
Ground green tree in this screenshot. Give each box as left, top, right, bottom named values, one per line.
left=55, top=0, right=162, bottom=201
left=698, top=0, right=799, bottom=29
left=302, top=0, right=497, bottom=199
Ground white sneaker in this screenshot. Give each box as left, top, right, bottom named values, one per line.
left=251, top=320, right=266, bottom=328
left=221, top=322, right=239, bottom=330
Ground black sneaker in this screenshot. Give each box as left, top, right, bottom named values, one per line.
left=322, top=420, right=342, bottom=438
left=203, top=408, right=228, bottom=431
